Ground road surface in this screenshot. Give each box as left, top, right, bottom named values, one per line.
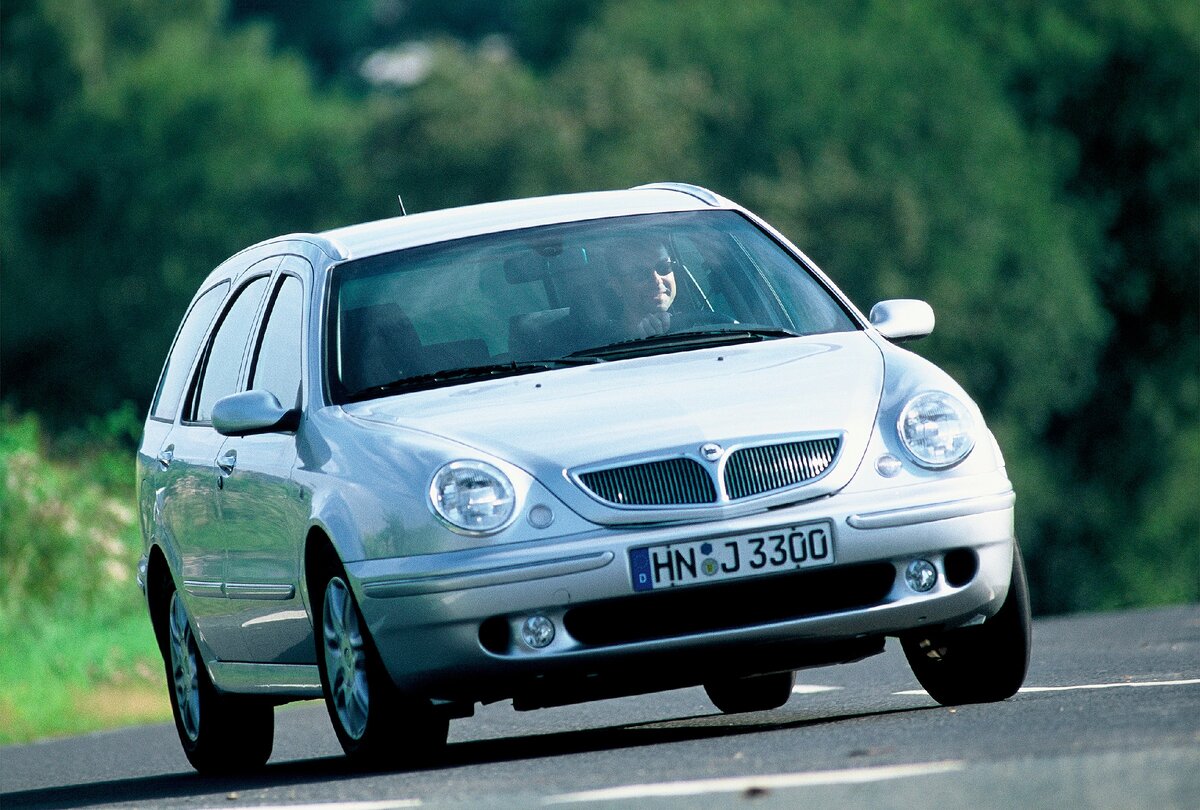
left=2, top=605, right=1197, bottom=809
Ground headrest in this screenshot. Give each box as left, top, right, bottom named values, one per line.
left=503, top=247, right=590, bottom=284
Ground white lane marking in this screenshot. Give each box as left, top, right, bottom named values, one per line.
left=894, top=677, right=1200, bottom=696
left=199, top=801, right=422, bottom=810
left=792, top=684, right=844, bottom=694
left=542, top=761, right=964, bottom=804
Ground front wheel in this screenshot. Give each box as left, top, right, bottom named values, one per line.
left=901, top=541, right=1032, bottom=705
left=704, top=670, right=796, bottom=714
left=315, top=565, right=448, bottom=767
left=163, top=587, right=274, bottom=774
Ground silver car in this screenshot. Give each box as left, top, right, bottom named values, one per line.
left=136, top=183, right=1029, bottom=773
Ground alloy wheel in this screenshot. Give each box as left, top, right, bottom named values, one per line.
left=322, top=576, right=369, bottom=740
left=168, top=591, right=201, bottom=742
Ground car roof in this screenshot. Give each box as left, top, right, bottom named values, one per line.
left=317, top=184, right=731, bottom=262
left=202, top=184, right=734, bottom=287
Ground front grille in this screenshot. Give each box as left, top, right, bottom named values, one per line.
left=563, top=562, right=896, bottom=647
left=724, top=437, right=840, bottom=500
left=578, top=457, right=717, bottom=506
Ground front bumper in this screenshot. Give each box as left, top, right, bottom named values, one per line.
left=347, top=472, right=1016, bottom=705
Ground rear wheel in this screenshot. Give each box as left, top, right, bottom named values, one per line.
left=901, top=541, right=1031, bottom=705
left=163, top=587, right=274, bottom=774
left=704, top=670, right=796, bottom=714
left=315, top=563, right=448, bottom=767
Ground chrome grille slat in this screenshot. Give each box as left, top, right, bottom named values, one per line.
left=724, top=437, right=840, bottom=500
left=579, top=457, right=716, bottom=506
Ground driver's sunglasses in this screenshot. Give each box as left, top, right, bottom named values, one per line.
left=611, top=256, right=681, bottom=280
left=648, top=258, right=681, bottom=277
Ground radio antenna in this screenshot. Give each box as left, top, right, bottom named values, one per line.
left=397, top=195, right=408, bottom=216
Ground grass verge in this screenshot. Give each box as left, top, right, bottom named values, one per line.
left=1, top=407, right=173, bottom=745
left=0, top=610, right=171, bottom=745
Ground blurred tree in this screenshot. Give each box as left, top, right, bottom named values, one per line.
left=945, top=0, right=1200, bottom=610
left=358, top=40, right=574, bottom=214
left=222, top=0, right=604, bottom=82
left=227, top=0, right=378, bottom=79
left=1, top=0, right=364, bottom=422
left=399, top=0, right=604, bottom=69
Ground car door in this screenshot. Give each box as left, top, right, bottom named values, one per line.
left=163, top=270, right=273, bottom=660
left=139, top=280, right=230, bottom=563
left=216, top=259, right=313, bottom=664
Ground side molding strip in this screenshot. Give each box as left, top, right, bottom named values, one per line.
left=207, top=662, right=322, bottom=697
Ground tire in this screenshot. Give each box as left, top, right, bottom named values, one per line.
left=163, top=586, right=274, bottom=774
left=704, top=670, right=797, bottom=714
left=314, top=562, right=449, bottom=767
left=901, top=541, right=1032, bottom=705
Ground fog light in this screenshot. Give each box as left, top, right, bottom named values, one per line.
left=905, top=559, right=938, bottom=592
left=520, top=615, right=555, bottom=649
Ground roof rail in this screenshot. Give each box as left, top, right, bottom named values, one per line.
left=266, top=232, right=350, bottom=261
left=632, top=182, right=724, bottom=207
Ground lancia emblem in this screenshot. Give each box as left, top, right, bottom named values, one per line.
left=700, top=442, right=724, bottom=462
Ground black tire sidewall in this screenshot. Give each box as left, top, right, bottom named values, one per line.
left=902, top=542, right=1032, bottom=705
left=313, top=562, right=405, bottom=762
left=704, top=670, right=796, bottom=713
left=161, top=583, right=274, bottom=773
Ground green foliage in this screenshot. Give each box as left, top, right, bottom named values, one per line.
left=361, top=40, right=575, bottom=212
left=940, top=0, right=1200, bottom=612
left=0, top=408, right=141, bottom=617
left=1, top=0, right=363, bottom=422
left=0, top=408, right=167, bottom=743
left=397, top=0, right=605, bottom=69
left=0, top=611, right=165, bottom=744
left=228, top=0, right=377, bottom=79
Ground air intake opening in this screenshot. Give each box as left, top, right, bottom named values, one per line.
left=564, top=562, right=895, bottom=647
left=943, top=548, right=978, bottom=587
left=478, top=616, right=510, bottom=654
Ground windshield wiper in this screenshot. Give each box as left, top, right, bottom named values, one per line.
left=567, top=327, right=803, bottom=361
left=346, top=358, right=602, bottom=401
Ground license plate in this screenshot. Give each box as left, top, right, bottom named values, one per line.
left=629, top=521, right=835, bottom=592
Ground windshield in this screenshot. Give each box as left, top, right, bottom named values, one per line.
left=326, top=210, right=858, bottom=402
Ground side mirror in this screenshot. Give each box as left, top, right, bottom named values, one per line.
left=212, top=390, right=300, bottom=437
left=869, top=299, right=935, bottom=341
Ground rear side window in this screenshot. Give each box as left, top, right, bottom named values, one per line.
left=150, top=282, right=229, bottom=421
left=249, top=275, right=304, bottom=409
left=190, top=276, right=270, bottom=422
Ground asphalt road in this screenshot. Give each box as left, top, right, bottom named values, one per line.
left=3, top=605, right=1197, bottom=809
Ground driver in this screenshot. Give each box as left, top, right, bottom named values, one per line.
left=605, top=235, right=679, bottom=338
left=542, top=234, right=680, bottom=355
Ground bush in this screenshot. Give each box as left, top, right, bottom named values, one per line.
left=0, top=407, right=166, bottom=743
left=0, top=407, right=141, bottom=618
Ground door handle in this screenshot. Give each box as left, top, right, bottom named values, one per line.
left=157, top=445, right=174, bottom=469
left=217, top=449, right=237, bottom=475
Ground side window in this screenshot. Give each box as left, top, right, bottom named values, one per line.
left=150, top=282, right=229, bottom=421
left=249, top=275, right=304, bottom=408
left=191, top=276, right=270, bottom=422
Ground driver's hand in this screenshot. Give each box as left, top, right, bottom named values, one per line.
left=634, top=311, right=671, bottom=338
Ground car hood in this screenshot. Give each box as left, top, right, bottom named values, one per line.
left=345, top=331, right=884, bottom=523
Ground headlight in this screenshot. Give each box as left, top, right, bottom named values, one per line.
left=429, top=460, right=517, bottom=534
left=897, top=391, right=976, bottom=469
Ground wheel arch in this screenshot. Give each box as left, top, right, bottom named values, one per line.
left=146, top=544, right=175, bottom=660
left=303, top=525, right=340, bottom=623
